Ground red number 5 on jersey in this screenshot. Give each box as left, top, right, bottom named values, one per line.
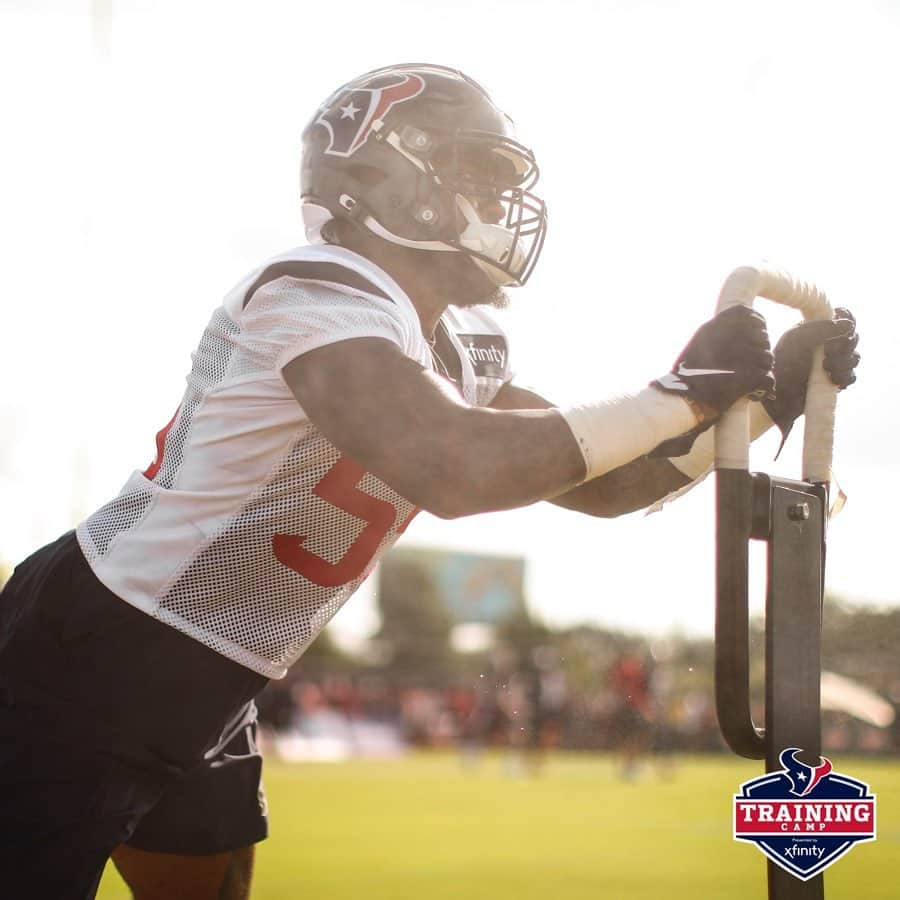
left=273, top=457, right=416, bottom=588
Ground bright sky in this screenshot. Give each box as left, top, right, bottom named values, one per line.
left=1, top=0, right=898, bottom=646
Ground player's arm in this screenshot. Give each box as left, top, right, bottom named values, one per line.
left=284, top=338, right=588, bottom=519
left=282, top=306, right=773, bottom=520
left=489, top=383, right=692, bottom=518
left=490, top=307, right=861, bottom=518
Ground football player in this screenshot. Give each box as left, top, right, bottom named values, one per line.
left=0, top=64, right=859, bottom=899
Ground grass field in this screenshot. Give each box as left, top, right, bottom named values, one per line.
left=97, top=752, right=898, bottom=899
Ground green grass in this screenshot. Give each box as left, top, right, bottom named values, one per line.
left=98, top=752, right=899, bottom=899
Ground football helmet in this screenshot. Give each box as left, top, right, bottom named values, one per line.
left=300, top=64, right=547, bottom=286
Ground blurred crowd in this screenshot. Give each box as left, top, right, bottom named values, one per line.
left=254, top=598, right=900, bottom=769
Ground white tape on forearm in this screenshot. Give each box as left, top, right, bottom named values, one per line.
left=559, top=388, right=698, bottom=481
left=669, top=402, right=774, bottom=480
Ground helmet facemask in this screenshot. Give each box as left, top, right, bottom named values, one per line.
left=426, top=132, right=547, bottom=286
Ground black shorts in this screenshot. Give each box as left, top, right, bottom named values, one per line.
left=126, top=700, right=269, bottom=855
left=0, top=532, right=270, bottom=898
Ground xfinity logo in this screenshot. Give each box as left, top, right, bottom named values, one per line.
left=784, top=846, right=826, bottom=860
left=466, top=341, right=505, bottom=367
left=459, top=333, right=507, bottom=377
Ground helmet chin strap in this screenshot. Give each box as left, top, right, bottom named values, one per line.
left=304, top=194, right=525, bottom=287
left=455, top=195, right=525, bottom=287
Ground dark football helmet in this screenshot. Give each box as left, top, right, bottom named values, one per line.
left=300, top=63, right=547, bottom=287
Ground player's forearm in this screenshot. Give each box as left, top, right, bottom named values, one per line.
left=488, top=381, right=697, bottom=518
left=407, top=406, right=589, bottom=518
left=311, top=400, right=589, bottom=519
left=548, top=456, right=691, bottom=518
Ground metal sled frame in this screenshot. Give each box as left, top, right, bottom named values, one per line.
left=713, top=266, right=837, bottom=900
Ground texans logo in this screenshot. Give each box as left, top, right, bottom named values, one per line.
left=316, top=73, right=425, bottom=158
left=780, top=748, right=833, bottom=797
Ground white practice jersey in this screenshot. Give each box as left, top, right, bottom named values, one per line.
left=77, top=245, right=514, bottom=678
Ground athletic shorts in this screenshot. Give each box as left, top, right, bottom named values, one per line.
left=0, top=532, right=270, bottom=898
left=126, top=700, right=269, bottom=855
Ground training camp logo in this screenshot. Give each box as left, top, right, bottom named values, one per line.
left=317, top=73, right=425, bottom=158
left=733, top=748, right=876, bottom=880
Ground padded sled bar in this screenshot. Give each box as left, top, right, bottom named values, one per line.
left=714, top=264, right=835, bottom=483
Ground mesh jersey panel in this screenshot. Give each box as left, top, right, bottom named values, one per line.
left=76, top=246, right=513, bottom=679
left=157, top=308, right=241, bottom=490
left=83, top=487, right=155, bottom=559
left=155, top=427, right=416, bottom=674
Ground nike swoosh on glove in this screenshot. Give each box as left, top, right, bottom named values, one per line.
left=653, top=305, right=775, bottom=415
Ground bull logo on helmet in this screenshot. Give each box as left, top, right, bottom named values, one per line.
left=316, top=73, right=425, bottom=158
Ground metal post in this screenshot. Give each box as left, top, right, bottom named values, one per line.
left=715, top=471, right=826, bottom=899
left=764, top=480, right=826, bottom=900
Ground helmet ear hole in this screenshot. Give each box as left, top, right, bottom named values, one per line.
left=398, top=125, right=433, bottom=155
left=414, top=206, right=439, bottom=227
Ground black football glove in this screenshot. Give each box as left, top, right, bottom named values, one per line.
left=649, top=306, right=774, bottom=460
left=763, top=307, right=860, bottom=451
left=653, top=305, right=775, bottom=414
